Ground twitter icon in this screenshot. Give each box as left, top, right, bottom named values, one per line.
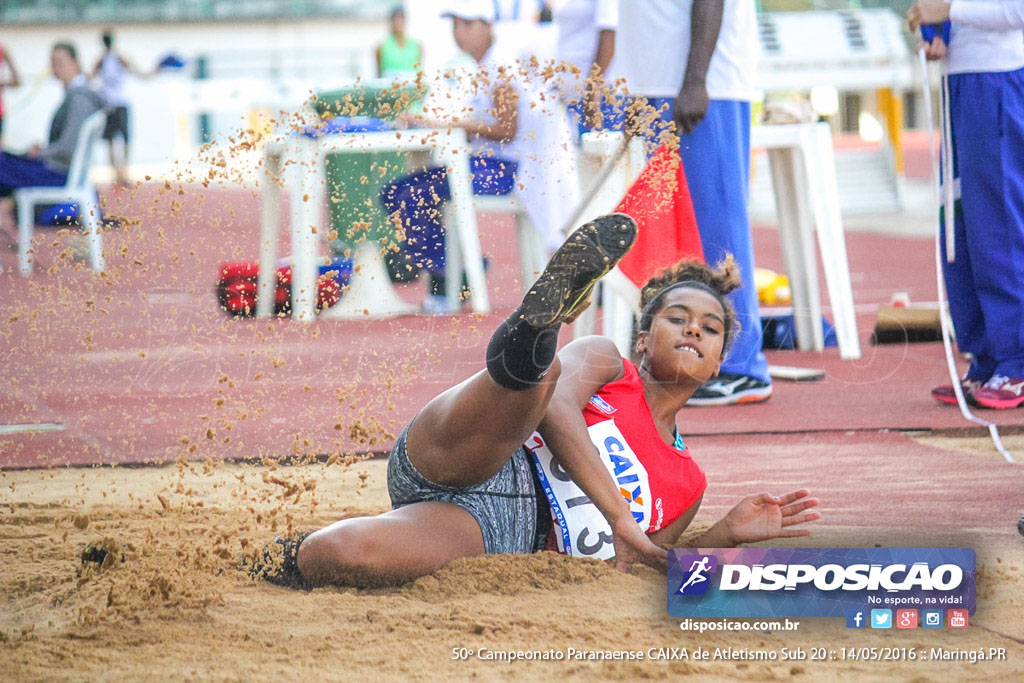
left=870, top=609, right=892, bottom=629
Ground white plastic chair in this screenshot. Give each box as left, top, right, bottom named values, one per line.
left=15, top=110, right=107, bottom=276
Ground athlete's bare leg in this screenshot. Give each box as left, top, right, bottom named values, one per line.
left=406, top=214, right=636, bottom=488
left=405, top=361, right=561, bottom=487
left=297, top=501, right=484, bottom=586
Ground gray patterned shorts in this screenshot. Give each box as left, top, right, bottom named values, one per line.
left=387, top=421, right=550, bottom=555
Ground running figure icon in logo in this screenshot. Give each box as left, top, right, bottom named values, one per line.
left=676, top=555, right=718, bottom=595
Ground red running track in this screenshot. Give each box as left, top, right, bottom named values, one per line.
left=0, top=183, right=1019, bottom=469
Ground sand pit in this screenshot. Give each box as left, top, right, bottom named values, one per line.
left=2, top=451, right=1023, bottom=681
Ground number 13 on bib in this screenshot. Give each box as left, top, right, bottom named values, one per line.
left=527, top=420, right=654, bottom=560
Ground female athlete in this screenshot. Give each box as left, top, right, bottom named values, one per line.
left=253, top=214, right=820, bottom=588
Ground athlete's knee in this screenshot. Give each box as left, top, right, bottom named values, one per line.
left=297, top=523, right=389, bottom=579
left=545, top=356, right=562, bottom=383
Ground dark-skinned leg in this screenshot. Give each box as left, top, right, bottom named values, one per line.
left=297, top=502, right=484, bottom=587
left=407, top=214, right=637, bottom=488
left=407, top=359, right=561, bottom=488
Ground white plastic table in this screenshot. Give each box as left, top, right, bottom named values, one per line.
left=258, top=127, right=490, bottom=321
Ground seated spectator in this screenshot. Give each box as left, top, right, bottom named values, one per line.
left=0, top=42, right=104, bottom=234
left=381, top=0, right=578, bottom=313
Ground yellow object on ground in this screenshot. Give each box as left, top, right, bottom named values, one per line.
left=755, top=267, right=792, bottom=306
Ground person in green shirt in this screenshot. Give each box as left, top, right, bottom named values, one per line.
left=376, top=7, right=423, bottom=78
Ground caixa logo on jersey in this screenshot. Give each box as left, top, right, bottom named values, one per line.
left=668, top=548, right=976, bottom=619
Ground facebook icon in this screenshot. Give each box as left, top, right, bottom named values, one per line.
left=845, top=609, right=867, bottom=629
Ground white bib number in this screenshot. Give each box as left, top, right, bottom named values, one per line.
left=527, top=420, right=652, bottom=560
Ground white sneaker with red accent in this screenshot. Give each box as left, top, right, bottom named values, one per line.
left=973, top=375, right=1024, bottom=410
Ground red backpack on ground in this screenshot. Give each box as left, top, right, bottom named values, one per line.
left=216, top=260, right=348, bottom=317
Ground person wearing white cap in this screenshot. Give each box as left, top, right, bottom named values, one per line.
left=443, top=0, right=498, bottom=23
left=381, top=0, right=579, bottom=313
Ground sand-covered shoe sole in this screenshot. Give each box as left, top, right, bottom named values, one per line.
left=520, top=213, right=637, bottom=328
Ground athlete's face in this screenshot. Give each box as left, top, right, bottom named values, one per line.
left=636, top=288, right=726, bottom=385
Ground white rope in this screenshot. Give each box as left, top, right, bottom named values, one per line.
left=940, top=72, right=956, bottom=262
left=919, top=48, right=1015, bottom=464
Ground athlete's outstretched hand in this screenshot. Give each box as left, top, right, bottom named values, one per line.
left=720, top=490, right=820, bottom=545
left=610, top=515, right=668, bottom=572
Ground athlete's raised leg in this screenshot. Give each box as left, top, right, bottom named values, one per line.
left=407, top=214, right=637, bottom=488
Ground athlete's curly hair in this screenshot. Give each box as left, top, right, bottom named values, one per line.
left=637, top=255, right=742, bottom=355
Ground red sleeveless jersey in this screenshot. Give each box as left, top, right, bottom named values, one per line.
left=536, top=358, right=707, bottom=552
left=580, top=358, right=707, bottom=533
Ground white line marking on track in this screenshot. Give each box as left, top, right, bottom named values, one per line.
left=0, top=423, right=66, bottom=435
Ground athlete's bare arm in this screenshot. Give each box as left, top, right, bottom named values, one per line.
left=538, top=336, right=625, bottom=522
left=538, top=336, right=667, bottom=570
left=648, top=495, right=702, bottom=548
left=657, top=490, right=822, bottom=551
